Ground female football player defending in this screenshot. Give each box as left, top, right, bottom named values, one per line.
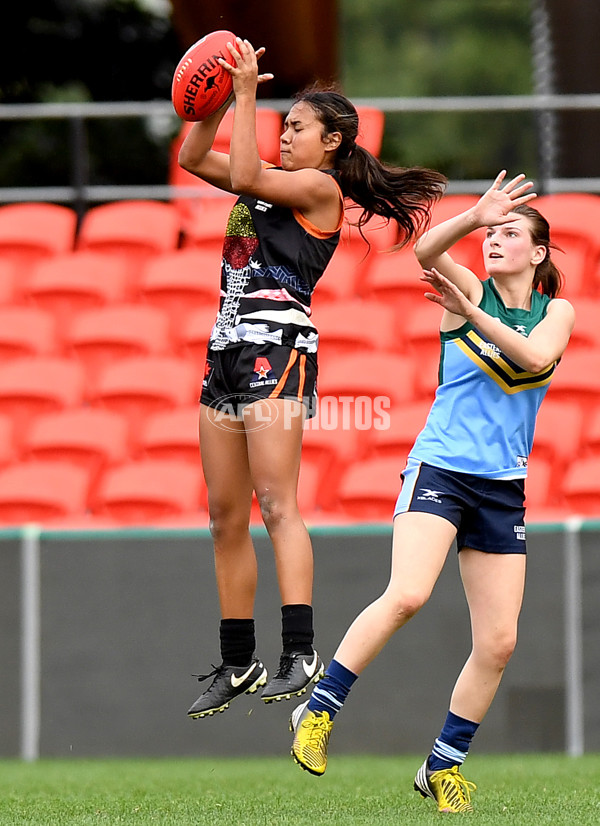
left=290, top=171, right=574, bottom=813
left=178, top=37, right=446, bottom=719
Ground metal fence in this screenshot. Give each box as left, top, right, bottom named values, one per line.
left=1, top=93, right=600, bottom=208
left=4, top=518, right=599, bottom=761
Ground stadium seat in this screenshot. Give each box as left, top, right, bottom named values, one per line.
left=578, top=406, right=600, bottom=457
left=64, top=304, right=172, bottom=388
left=355, top=106, right=385, bottom=157
left=0, top=203, right=77, bottom=281
left=562, top=456, right=600, bottom=515
left=414, top=351, right=441, bottom=403
left=318, top=352, right=417, bottom=411
left=335, top=455, right=405, bottom=521
left=92, top=458, right=206, bottom=524
left=545, top=350, right=600, bottom=416
left=171, top=110, right=281, bottom=230
left=90, top=355, right=197, bottom=433
left=22, top=408, right=130, bottom=492
left=179, top=195, right=236, bottom=252
left=174, top=307, right=217, bottom=365
left=366, top=400, right=431, bottom=461
left=137, top=405, right=200, bottom=464
left=138, top=248, right=220, bottom=331
left=530, top=399, right=583, bottom=475
left=0, top=415, right=17, bottom=467
left=310, top=298, right=397, bottom=361
left=523, top=456, right=554, bottom=511
left=313, top=242, right=369, bottom=302
left=534, top=193, right=600, bottom=298
left=564, top=297, right=600, bottom=351
left=357, top=245, right=428, bottom=312
left=0, top=356, right=85, bottom=444
left=0, top=460, right=91, bottom=524
left=25, top=251, right=130, bottom=330
left=428, top=195, right=484, bottom=274
left=302, top=411, right=367, bottom=509
left=404, top=301, right=445, bottom=362
left=77, top=200, right=182, bottom=281
left=0, top=306, right=57, bottom=362
left=0, top=259, right=18, bottom=304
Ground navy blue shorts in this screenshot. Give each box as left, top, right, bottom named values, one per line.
left=201, top=344, right=318, bottom=418
left=394, top=459, right=527, bottom=554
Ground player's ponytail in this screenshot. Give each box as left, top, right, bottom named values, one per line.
left=297, top=84, right=447, bottom=246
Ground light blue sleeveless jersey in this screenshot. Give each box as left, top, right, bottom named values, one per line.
left=409, top=278, right=557, bottom=479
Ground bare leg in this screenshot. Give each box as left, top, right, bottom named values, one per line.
left=334, top=512, right=457, bottom=674
left=449, top=549, right=526, bottom=722
left=245, top=399, right=313, bottom=605
left=199, top=403, right=255, bottom=618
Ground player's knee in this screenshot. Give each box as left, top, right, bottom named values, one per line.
left=481, top=629, right=518, bottom=670
left=384, top=588, right=429, bottom=625
left=208, top=501, right=248, bottom=541
left=255, top=490, right=297, bottom=532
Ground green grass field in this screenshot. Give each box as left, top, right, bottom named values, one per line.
left=1, top=754, right=599, bottom=825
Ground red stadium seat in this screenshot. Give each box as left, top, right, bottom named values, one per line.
left=310, top=298, right=397, bottom=361
left=137, top=405, right=200, bottom=464
left=0, top=460, right=91, bottom=524
left=0, top=415, right=17, bottom=467
left=545, top=350, right=600, bottom=416
left=25, top=251, right=130, bottom=330
left=0, top=306, right=57, bottom=362
left=562, top=456, right=600, bottom=516
left=336, top=455, right=404, bottom=521
left=92, top=458, right=206, bottom=524
left=77, top=200, right=182, bottom=281
left=530, top=399, right=583, bottom=473
left=357, top=245, right=427, bottom=312
left=22, top=408, right=130, bottom=491
left=0, top=203, right=77, bottom=281
left=564, top=298, right=600, bottom=351
left=302, top=411, right=367, bottom=509
left=404, top=302, right=445, bottom=362
left=535, top=193, right=600, bottom=298
left=171, top=110, right=281, bottom=231
left=366, top=400, right=430, bottom=461
left=318, top=352, right=417, bottom=412
left=64, top=304, right=172, bottom=388
left=524, top=456, right=554, bottom=511
left=174, top=307, right=217, bottom=365
left=0, top=259, right=19, bottom=305
left=179, top=195, right=236, bottom=252
left=0, top=357, right=85, bottom=444
left=90, top=355, right=197, bottom=433
left=138, top=248, right=220, bottom=331
left=428, top=195, right=484, bottom=274
left=578, top=406, right=600, bottom=457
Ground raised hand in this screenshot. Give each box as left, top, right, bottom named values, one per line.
left=218, top=38, right=274, bottom=95
left=472, top=170, right=537, bottom=228
left=421, top=267, right=476, bottom=319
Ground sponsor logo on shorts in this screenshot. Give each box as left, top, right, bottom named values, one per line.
left=514, top=525, right=526, bottom=540
left=202, top=360, right=214, bottom=387
left=249, top=357, right=278, bottom=388
left=416, top=488, right=443, bottom=504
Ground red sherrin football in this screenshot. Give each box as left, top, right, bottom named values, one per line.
left=171, top=30, right=236, bottom=122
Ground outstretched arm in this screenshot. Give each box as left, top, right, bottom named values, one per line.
left=422, top=267, right=575, bottom=373
left=414, top=171, right=537, bottom=302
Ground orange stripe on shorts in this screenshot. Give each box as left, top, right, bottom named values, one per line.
left=269, top=349, right=299, bottom=399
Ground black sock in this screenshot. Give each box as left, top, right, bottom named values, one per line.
left=281, top=604, right=314, bottom=655
left=219, top=618, right=255, bottom=667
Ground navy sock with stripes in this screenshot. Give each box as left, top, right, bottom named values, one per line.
left=428, top=710, right=480, bottom=772
left=307, top=659, right=358, bottom=719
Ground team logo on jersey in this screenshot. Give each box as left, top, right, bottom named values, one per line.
left=513, top=324, right=528, bottom=336
left=250, top=357, right=278, bottom=388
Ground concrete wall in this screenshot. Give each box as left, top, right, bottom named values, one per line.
left=1, top=524, right=598, bottom=758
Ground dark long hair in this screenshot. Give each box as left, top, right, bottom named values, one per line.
left=295, top=85, right=447, bottom=247
left=511, top=204, right=563, bottom=297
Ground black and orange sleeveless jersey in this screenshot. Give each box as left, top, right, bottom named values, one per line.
left=208, top=168, right=343, bottom=353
